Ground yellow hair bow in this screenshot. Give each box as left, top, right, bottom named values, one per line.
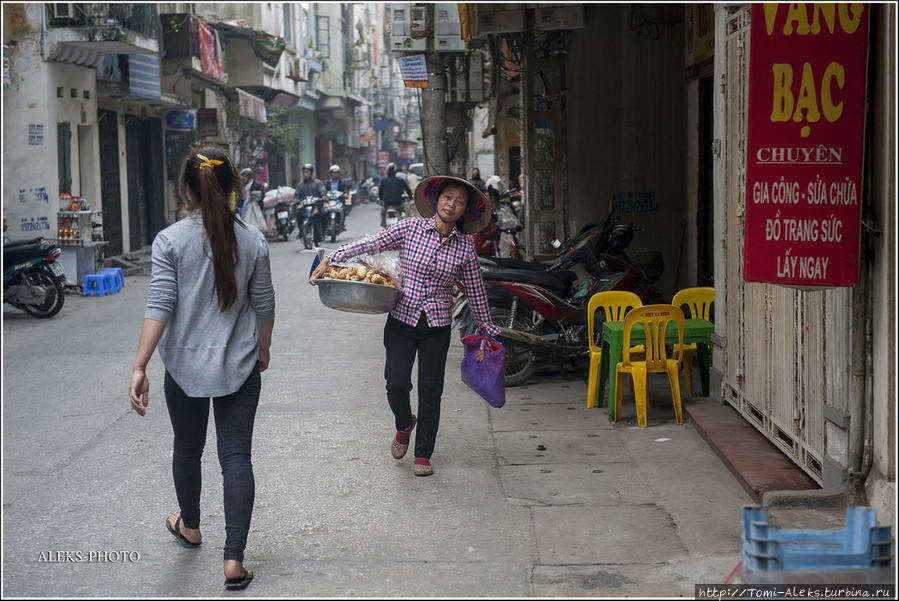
left=196, top=154, right=224, bottom=171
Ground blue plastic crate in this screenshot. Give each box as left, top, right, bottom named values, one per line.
left=742, top=506, right=893, bottom=571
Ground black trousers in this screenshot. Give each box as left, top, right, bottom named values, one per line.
left=383, top=313, right=452, bottom=459
left=164, top=365, right=261, bottom=562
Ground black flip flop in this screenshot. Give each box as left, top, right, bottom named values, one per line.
left=224, top=568, right=254, bottom=590
left=165, top=514, right=201, bottom=549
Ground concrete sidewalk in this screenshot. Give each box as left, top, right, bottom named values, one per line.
left=482, top=366, right=751, bottom=596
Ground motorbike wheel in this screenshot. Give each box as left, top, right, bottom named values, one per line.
left=492, top=307, right=536, bottom=387
left=19, top=266, right=65, bottom=318
left=303, top=227, right=313, bottom=250
left=329, top=220, right=337, bottom=243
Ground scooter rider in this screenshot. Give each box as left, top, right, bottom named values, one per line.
left=295, top=163, right=327, bottom=238
left=327, top=164, right=349, bottom=232
left=379, top=163, right=412, bottom=227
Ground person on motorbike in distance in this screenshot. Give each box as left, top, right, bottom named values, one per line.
left=326, top=164, right=349, bottom=232
left=295, top=163, right=327, bottom=240
left=378, top=163, right=412, bottom=227
left=468, top=168, right=487, bottom=195
left=309, top=176, right=498, bottom=477
left=241, top=169, right=265, bottom=208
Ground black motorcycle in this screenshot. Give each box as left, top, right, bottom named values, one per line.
left=274, top=199, right=296, bottom=241
left=298, top=195, right=323, bottom=250
left=3, top=237, right=66, bottom=318
left=323, top=189, right=346, bottom=243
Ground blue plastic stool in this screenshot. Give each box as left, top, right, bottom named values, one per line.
left=83, top=274, right=115, bottom=296
left=742, top=506, right=893, bottom=571
left=99, top=267, right=125, bottom=291
left=96, top=269, right=122, bottom=293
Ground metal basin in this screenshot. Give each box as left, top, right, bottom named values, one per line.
left=314, top=278, right=402, bottom=314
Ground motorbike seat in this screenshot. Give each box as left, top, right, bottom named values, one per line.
left=483, top=268, right=572, bottom=298
left=4, top=237, right=44, bottom=248
left=4, top=241, right=49, bottom=266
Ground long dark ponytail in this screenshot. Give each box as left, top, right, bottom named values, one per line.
left=179, top=144, right=246, bottom=312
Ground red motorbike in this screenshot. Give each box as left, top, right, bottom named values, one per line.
left=455, top=210, right=663, bottom=386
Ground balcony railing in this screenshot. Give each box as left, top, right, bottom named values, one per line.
left=47, top=4, right=160, bottom=41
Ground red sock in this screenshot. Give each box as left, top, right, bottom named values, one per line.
left=395, top=422, right=414, bottom=445
left=413, top=457, right=430, bottom=466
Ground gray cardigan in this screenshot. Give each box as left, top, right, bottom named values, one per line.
left=145, top=213, right=275, bottom=397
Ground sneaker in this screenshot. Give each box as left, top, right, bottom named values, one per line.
left=413, top=458, right=433, bottom=477
left=390, top=415, right=417, bottom=459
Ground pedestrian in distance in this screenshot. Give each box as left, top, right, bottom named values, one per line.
left=468, top=168, right=487, bottom=195
left=310, top=175, right=497, bottom=477
left=378, top=163, right=413, bottom=227
left=128, top=144, right=275, bottom=591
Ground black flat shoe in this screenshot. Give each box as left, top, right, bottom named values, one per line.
left=165, top=514, right=201, bottom=549
left=224, top=568, right=254, bottom=590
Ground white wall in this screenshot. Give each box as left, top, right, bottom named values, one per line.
left=866, top=2, right=896, bottom=527
left=3, top=4, right=98, bottom=241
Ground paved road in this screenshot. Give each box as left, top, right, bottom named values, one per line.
left=3, top=202, right=750, bottom=596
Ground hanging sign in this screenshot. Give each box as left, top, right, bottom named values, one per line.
left=238, top=88, right=267, bottom=123
left=743, top=3, right=869, bottom=287
left=197, top=108, right=219, bottom=138
left=397, top=54, right=429, bottom=88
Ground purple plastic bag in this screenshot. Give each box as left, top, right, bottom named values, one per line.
left=460, top=335, right=505, bottom=408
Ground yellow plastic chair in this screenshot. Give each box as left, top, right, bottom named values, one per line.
left=671, top=287, right=714, bottom=395
left=614, top=304, right=685, bottom=428
left=586, top=290, right=642, bottom=407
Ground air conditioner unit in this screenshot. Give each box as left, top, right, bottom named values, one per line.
left=296, top=57, right=309, bottom=81
left=51, top=3, right=77, bottom=19
left=287, top=57, right=308, bottom=82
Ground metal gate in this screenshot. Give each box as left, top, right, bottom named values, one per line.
left=719, top=6, right=852, bottom=485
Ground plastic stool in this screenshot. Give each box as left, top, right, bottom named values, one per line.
left=83, top=274, right=115, bottom=296
left=99, top=267, right=125, bottom=291
left=97, top=269, right=122, bottom=293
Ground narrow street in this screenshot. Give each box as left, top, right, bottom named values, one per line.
left=2, top=203, right=751, bottom=596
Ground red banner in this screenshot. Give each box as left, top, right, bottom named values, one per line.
left=743, top=4, right=868, bottom=286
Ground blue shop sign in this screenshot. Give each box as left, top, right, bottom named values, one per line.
left=166, top=110, right=195, bottom=131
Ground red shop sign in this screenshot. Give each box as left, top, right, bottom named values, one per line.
left=743, top=3, right=869, bottom=286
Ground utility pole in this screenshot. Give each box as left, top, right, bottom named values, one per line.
left=420, top=52, right=448, bottom=176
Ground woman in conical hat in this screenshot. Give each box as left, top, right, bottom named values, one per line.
left=310, top=175, right=498, bottom=477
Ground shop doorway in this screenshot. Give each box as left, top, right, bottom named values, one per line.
left=697, top=77, right=714, bottom=286
left=98, top=110, right=123, bottom=257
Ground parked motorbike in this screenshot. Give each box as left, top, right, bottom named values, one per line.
left=323, top=189, right=346, bottom=243
left=274, top=199, right=297, bottom=241
left=455, top=210, right=664, bottom=386
left=473, top=201, right=524, bottom=260
left=3, top=237, right=66, bottom=318
left=298, top=195, right=323, bottom=250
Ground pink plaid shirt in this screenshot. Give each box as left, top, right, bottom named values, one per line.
left=329, top=218, right=500, bottom=337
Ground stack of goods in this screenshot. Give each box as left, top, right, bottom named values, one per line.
left=321, top=264, right=398, bottom=288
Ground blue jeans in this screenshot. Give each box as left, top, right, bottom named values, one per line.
left=164, top=364, right=261, bottom=562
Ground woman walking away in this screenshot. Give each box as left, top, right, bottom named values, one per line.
left=128, top=144, right=275, bottom=591
left=310, top=176, right=497, bottom=477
